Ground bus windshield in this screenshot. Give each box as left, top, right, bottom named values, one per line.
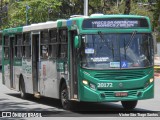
left=80, top=33, right=153, bottom=69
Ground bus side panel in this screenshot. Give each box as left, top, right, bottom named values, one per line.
left=0, top=46, right=2, bottom=67
left=3, top=61, right=10, bottom=89
left=13, top=66, right=21, bottom=91
left=22, top=59, right=33, bottom=94
left=40, top=60, right=59, bottom=98
left=13, top=59, right=22, bottom=91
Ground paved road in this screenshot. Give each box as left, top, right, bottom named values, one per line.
left=0, top=71, right=160, bottom=118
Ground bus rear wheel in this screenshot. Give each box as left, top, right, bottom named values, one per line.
left=121, top=100, right=138, bottom=110
left=60, top=83, right=72, bottom=110
left=20, top=77, right=28, bottom=99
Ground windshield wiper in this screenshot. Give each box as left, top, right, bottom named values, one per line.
left=125, top=31, right=137, bottom=50
left=98, top=31, right=114, bottom=58
left=122, top=31, right=137, bottom=60
left=124, top=38, right=127, bottom=60
left=98, top=31, right=104, bottom=42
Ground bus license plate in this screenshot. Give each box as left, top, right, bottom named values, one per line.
left=115, top=92, right=128, bottom=97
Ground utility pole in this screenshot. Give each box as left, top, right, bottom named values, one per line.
left=26, top=4, right=30, bottom=25
left=84, top=0, right=88, bottom=16
left=117, top=0, right=119, bottom=7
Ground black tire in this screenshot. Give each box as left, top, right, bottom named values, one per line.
left=19, top=77, right=28, bottom=99
left=121, top=100, right=138, bottom=110
left=60, top=83, right=72, bottom=110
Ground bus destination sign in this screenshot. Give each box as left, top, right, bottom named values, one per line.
left=92, top=20, right=138, bottom=28
left=82, top=18, right=149, bottom=29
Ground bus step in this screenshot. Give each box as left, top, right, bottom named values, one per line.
left=34, top=92, right=40, bottom=98
left=70, top=99, right=79, bottom=101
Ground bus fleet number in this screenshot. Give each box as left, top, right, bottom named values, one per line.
left=97, top=83, right=113, bottom=88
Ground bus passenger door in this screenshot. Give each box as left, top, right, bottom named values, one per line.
left=70, top=30, right=78, bottom=99
left=9, top=37, right=15, bottom=89
left=31, top=32, right=40, bottom=96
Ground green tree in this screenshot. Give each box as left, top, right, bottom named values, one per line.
left=0, top=0, right=159, bottom=30
left=1, top=0, right=61, bottom=28
left=58, top=0, right=84, bottom=18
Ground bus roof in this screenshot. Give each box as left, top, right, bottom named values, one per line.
left=89, top=14, right=149, bottom=19
left=23, top=21, right=57, bottom=32
left=3, top=27, right=23, bottom=35
left=2, top=14, right=151, bottom=35
left=65, top=14, right=151, bottom=33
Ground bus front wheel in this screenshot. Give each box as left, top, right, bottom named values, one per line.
left=121, top=100, right=138, bottom=110
left=60, top=83, right=72, bottom=110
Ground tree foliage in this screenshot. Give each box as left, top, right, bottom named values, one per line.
left=1, top=0, right=61, bottom=29
left=0, top=0, right=160, bottom=30
left=152, top=0, right=160, bottom=42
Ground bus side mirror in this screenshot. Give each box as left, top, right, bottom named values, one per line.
left=74, top=36, right=80, bottom=48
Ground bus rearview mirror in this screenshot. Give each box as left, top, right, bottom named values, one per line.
left=74, top=36, right=80, bottom=48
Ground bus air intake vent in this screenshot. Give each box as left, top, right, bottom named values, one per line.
left=94, top=71, right=146, bottom=80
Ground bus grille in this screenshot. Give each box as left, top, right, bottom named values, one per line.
left=104, top=90, right=138, bottom=97
left=94, top=71, right=146, bottom=80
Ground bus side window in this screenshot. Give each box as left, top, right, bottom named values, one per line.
left=23, top=33, right=31, bottom=58
left=4, top=47, right=9, bottom=59
left=41, top=45, right=49, bottom=59
left=59, top=29, right=68, bottom=58
left=4, top=36, right=9, bottom=46
left=50, top=29, right=57, bottom=43
left=4, top=36, right=9, bottom=59
left=15, top=34, right=23, bottom=58
left=49, top=29, right=57, bottom=58
left=41, top=30, right=49, bottom=59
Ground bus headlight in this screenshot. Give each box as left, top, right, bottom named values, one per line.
left=145, top=78, right=154, bottom=88
left=82, top=80, right=88, bottom=85
left=149, top=78, right=154, bottom=83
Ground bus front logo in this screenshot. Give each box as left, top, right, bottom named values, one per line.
left=119, top=83, right=123, bottom=88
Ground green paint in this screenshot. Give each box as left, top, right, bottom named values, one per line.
left=57, top=61, right=64, bottom=72
left=78, top=67, right=154, bottom=102
left=0, top=14, right=153, bottom=103
left=57, top=20, right=67, bottom=28
left=66, top=15, right=152, bottom=33
left=14, top=59, right=22, bottom=66
left=22, top=60, right=32, bottom=74
left=3, top=27, right=23, bottom=36
left=64, top=14, right=153, bottom=102
left=3, top=59, right=10, bottom=65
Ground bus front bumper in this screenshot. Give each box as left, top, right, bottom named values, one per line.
left=79, top=83, right=154, bottom=102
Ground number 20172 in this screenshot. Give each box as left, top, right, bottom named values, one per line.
left=97, top=83, right=113, bottom=88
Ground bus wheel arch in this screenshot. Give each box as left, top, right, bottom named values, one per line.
left=19, top=74, right=28, bottom=99
left=59, top=78, right=71, bottom=110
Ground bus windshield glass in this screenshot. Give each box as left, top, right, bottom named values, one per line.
left=80, top=33, right=153, bottom=69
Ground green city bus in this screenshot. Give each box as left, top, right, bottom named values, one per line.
left=1, top=14, right=154, bottom=110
